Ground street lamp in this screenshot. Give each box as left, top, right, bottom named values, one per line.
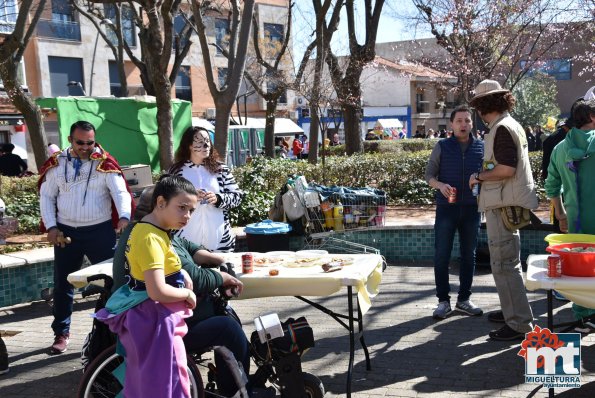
left=89, top=19, right=115, bottom=96
left=67, top=81, right=87, bottom=96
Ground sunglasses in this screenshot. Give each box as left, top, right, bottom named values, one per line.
left=75, top=140, right=95, bottom=146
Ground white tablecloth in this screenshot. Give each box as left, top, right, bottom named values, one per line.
left=526, top=254, right=595, bottom=308
left=67, top=253, right=384, bottom=315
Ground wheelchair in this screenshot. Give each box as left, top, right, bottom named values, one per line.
left=75, top=274, right=325, bottom=398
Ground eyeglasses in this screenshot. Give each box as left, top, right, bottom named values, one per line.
left=75, top=140, right=95, bottom=146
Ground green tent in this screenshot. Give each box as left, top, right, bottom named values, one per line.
left=36, top=96, right=192, bottom=172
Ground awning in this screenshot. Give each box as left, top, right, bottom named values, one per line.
left=192, top=117, right=215, bottom=131
left=0, top=114, right=25, bottom=126
left=233, top=117, right=303, bottom=135
left=375, top=118, right=403, bottom=129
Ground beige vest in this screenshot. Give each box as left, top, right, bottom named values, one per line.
left=478, top=112, right=538, bottom=211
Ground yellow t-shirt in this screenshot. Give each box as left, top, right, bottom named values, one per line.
left=126, top=222, right=183, bottom=290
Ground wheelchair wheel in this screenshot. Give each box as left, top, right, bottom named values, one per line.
left=77, top=344, right=203, bottom=398
left=303, top=372, right=325, bottom=398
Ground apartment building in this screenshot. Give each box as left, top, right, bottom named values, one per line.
left=0, top=0, right=292, bottom=165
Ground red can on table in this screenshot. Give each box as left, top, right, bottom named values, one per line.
left=448, top=187, right=457, bottom=204
left=242, top=253, right=254, bottom=274
left=547, top=254, right=562, bottom=278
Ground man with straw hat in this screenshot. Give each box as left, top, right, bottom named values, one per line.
left=468, top=80, right=538, bottom=341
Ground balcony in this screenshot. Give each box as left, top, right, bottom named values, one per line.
left=37, top=19, right=81, bottom=41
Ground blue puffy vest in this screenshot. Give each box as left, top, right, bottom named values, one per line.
left=436, top=136, right=484, bottom=206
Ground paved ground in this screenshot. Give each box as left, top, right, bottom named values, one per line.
left=1, top=261, right=593, bottom=397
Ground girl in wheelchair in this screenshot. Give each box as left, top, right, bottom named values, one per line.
left=109, top=179, right=248, bottom=397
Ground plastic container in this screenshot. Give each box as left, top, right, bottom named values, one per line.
left=545, top=243, right=595, bottom=277
left=544, top=233, right=595, bottom=245
left=244, top=220, right=292, bottom=252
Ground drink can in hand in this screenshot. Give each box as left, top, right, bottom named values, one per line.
left=241, top=253, right=253, bottom=274
left=547, top=254, right=562, bottom=278
left=472, top=183, right=480, bottom=197
left=448, top=187, right=457, bottom=204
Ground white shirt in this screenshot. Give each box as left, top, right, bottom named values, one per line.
left=40, top=149, right=132, bottom=228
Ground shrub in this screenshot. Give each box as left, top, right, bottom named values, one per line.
left=1, top=175, right=40, bottom=234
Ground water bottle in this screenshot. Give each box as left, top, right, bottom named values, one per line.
left=333, top=200, right=345, bottom=231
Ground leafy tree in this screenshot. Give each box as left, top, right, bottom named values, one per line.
left=511, top=73, right=560, bottom=128
left=0, top=0, right=48, bottom=169
left=409, top=0, right=594, bottom=101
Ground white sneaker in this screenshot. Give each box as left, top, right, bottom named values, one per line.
left=433, top=301, right=452, bottom=320
left=455, top=300, right=483, bottom=316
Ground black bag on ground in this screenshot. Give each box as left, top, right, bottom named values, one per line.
left=251, top=317, right=314, bottom=361
left=81, top=283, right=116, bottom=369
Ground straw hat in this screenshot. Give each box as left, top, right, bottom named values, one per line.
left=470, top=79, right=509, bottom=102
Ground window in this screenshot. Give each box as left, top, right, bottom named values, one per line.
left=108, top=61, right=122, bottom=97
left=264, top=23, right=284, bottom=47
left=520, top=59, right=572, bottom=81
left=175, top=66, right=192, bottom=102
left=215, top=19, right=229, bottom=56
left=173, top=14, right=189, bottom=51
left=416, top=87, right=428, bottom=114
left=218, top=68, right=228, bottom=90
left=52, top=0, right=75, bottom=22
left=0, top=0, right=17, bottom=34
left=104, top=4, right=136, bottom=47
left=48, top=56, right=84, bottom=96
left=266, top=76, right=287, bottom=104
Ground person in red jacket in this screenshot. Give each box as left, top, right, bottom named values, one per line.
left=292, top=134, right=303, bottom=159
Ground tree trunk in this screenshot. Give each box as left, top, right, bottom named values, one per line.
left=308, top=106, right=319, bottom=164
left=154, top=75, right=173, bottom=171
left=214, top=103, right=233, bottom=160
left=2, top=74, right=47, bottom=169
left=264, top=99, right=277, bottom=158
left=342, top=103, right=362, bottom=155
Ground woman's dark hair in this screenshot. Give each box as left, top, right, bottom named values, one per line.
left=151, top=174, right=197, bottom=210
left=571, top=99, right=595, bottom=129
left=173, top=126, right=221, bottom=174
left=470, top=92, right=516, bottom=114
left=70, top=121, right=96, bottom=136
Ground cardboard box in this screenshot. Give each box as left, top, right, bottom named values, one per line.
left=121, top=164, right=152, bottom=189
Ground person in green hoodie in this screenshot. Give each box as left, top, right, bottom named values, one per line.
left=545, top=93, right=595, bottom=331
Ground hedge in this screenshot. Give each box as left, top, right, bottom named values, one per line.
left=0, top=152, right=546, bottom=233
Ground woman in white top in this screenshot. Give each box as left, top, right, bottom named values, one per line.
left=169, top=127, right=243, bottom=252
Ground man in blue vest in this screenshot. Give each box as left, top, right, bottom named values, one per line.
left=425, top=105, right=484, bottom=319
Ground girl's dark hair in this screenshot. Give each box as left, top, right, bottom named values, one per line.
left=470, top=92, right=516, bottom=114
left=172, top=126, right=221, bottom=174
left=151, top=174, right=197, bottom=210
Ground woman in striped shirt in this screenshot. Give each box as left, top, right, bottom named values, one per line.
left=170, top=126, right=244, bottom=252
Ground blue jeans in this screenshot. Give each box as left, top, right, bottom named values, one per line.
left=184, top=315, right=250, bottom=397
left=52, top=221, right=115, bottom=335
left=434, top=204, right=480, bottom=303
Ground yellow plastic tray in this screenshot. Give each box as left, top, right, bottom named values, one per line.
left=544, top=233, right=595, bottom=245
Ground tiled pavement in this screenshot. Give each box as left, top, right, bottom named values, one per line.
left=1, top=262, right=594, bottom=397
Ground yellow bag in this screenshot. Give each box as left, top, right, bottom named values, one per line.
left=500, top=206, right=531, bottom=232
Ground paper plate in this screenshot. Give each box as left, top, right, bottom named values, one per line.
left=265, top=251, right=295, bottom=257
left=295, top=250, right=328, bottom=258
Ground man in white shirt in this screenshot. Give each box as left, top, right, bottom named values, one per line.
left=39, top=121, right=132, bottom=354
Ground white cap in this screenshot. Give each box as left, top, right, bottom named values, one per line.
left=584, top=86, right=595, bottom=101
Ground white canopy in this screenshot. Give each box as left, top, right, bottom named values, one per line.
left=192, top=117, right=215, bottom=131
left=234, top=117, right=303, bottom=135
left=375, top=118, right=403, bottom=129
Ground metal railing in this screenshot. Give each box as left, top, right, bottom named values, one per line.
left=37, top=19, right=81, bottom=41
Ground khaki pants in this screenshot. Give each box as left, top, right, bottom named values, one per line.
left=485, top=209, right=533, bottom=333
